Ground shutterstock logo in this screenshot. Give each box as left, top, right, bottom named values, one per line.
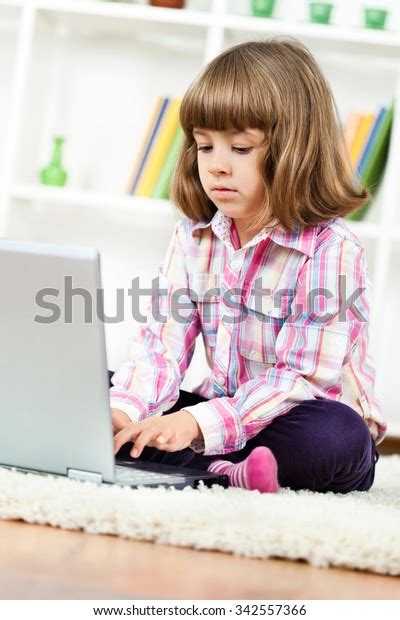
left=34, top=275, right=367, bottom=325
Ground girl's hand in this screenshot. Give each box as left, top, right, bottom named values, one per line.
left=113, top=410, right=203, bottom=458
left=111, top=408, right=132, bottom=435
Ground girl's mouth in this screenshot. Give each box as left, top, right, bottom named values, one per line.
left=212, top=188, right=237, bottom=197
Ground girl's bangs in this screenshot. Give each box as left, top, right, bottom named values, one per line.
left=181, top=67, right=267, bottom=134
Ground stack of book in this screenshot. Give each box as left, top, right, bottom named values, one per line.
left=126, top=96, right=184, bottom=199
left=343, top=103, right=394, bottom=221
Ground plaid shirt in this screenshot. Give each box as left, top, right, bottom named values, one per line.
left=110, top=210, right=386, bottom=455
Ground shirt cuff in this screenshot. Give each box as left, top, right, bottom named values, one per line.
left=110, top=391, right=180, bottom=422
left=183, top=401, right=231, bottom=455
left=109, top=387, right=147, bottom=422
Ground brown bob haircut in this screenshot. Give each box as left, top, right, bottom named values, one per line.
left=171, top=38, right=369, bottom=234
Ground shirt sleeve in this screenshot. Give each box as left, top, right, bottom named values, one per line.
left=184, top=238, right=370, bottom=455
left=109, top=220, right=201, bottom=421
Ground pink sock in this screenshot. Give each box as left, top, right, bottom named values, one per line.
left=207, top=446, right=280, bottom=493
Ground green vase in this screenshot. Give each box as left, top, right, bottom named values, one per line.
left=40, top=136, right=68, bottom=187
left=251, top=0, right=276, bottom=18
left=309, top=2, right=333, bottom=24
left=364, top=8, right=388, bottom=30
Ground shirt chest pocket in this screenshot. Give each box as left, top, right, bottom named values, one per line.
left=238, top=291, right=293, bottom=364
left=188, top=273, right=221, bottom=349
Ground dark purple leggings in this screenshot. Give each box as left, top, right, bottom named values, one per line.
left=110, top=371, right=380, bottom=494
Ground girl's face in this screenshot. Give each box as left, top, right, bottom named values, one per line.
left=193, top=127, right=267, bottom=244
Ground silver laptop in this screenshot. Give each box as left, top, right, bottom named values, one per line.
left=0, top=239, right=228, bottom=490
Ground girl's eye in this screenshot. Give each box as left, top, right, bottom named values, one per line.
left=196, top=146, right=252, bottom=154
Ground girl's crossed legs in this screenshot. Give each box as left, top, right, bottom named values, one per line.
left=110, top=372, right=380, bottom=494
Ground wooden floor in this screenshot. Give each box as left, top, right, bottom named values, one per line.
left=0, top=519, right=399, bottom=600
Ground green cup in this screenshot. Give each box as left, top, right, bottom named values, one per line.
left=251, top=0, right=276, bottom=18
left=364, top=8, right=388, bottom=30
left=309, top=2, right=333, bottom=25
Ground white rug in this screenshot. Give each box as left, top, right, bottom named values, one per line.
left=0, top=455, right=399, bottom=576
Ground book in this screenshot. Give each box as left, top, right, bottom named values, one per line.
left=151, top=125, right=184, bottom=199
left=349, top=113, right=375, bottom=167
left=358, top=106, right=386, bottom=177
left=126, top=96, right=169, bottom=195
left=136, top=98, right=181, bottom=197
left=346, top=103, right=394, bottom=222
left=125, top=96, right=164, bottom=194
left=343, top=111, right=363, bottom=154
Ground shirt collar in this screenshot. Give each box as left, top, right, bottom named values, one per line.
left=191, top=211, right=319, bottom=258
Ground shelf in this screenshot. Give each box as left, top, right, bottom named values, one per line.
left=10, top=185, right=386, bottom=239
left=224, top=14, right=400, bottom=57
left=41, top=1, right=212, bottom=24
left=35, top=1, right=212, bottom=26
left=5, top=1, right=400, bottom=57
left=10, top=184, right=179, bottom=219
left=34, top=2, right=210, bottom=49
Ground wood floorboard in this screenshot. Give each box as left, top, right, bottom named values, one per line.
left=0, top=521, right=398, bottom=600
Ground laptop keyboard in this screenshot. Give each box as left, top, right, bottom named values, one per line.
left=115, top=464, right=187, bottom=485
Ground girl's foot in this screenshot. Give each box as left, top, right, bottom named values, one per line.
left=207, top=446, right=280, bottom=493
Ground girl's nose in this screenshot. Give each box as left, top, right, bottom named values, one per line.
left=208, top=153, right=231, bottom=175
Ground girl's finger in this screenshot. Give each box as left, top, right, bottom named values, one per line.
left=113, top=423, right=141, bottom=454
left=131, top=429, right=158, bottom=458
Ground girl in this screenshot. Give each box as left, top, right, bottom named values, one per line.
left=111, top=38, right=387, bottom=494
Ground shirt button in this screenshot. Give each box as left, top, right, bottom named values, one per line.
left=215, top=375, right=226, bottom=386
left=231, top=261, right=240, bottom=271
left=335, top=336, right=344, bottom=345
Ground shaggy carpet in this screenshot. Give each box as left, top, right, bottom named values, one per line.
left=0, top=455, right=399, bottom=576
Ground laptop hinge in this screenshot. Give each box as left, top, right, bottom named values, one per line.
left=67, top=468, right=103, bottom=483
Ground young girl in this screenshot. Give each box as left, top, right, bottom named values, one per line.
left=111, top=38, right=387, bottom=494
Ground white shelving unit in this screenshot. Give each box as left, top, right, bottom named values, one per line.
left=1, top=0, right=399, bottom=436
